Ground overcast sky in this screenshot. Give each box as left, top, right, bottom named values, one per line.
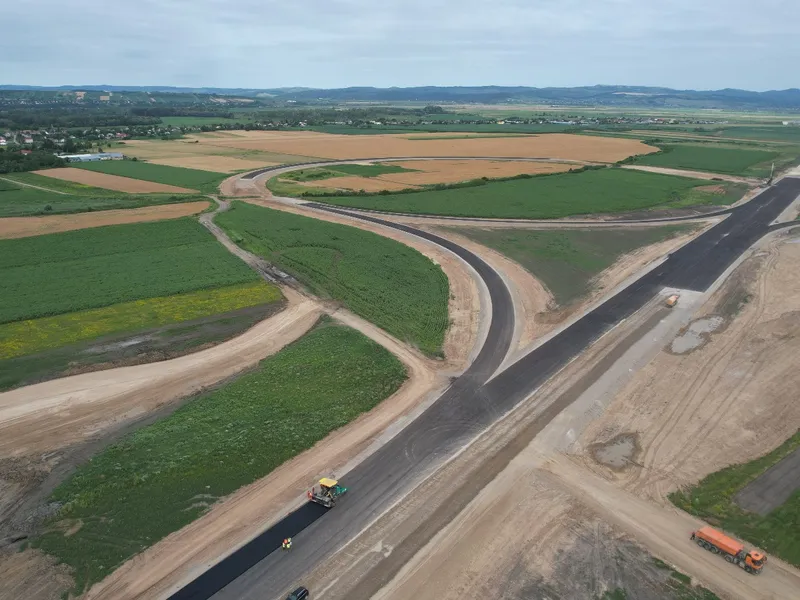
left=3, top=0, right=798, bottom=90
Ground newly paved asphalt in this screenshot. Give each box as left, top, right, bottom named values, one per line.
left=169, top=176, right=800, bottom=600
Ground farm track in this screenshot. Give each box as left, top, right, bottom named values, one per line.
left=172, top=172, right=800, bottom=600
left=0, top=176, right=68, bottom=194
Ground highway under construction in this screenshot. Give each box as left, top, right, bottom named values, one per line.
left=163, top=174, right=800, bottom=600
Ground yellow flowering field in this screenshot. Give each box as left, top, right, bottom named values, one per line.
left=0, top=281, right=282, bottom=359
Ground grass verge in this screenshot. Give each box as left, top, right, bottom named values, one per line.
left=445, top=226, right=692, bottom=305
left=34, top=317, right=407, bottom=594
left=0, top=218, right=258, bottom=323
left=216, top=202, right=449, bottom=356
left=306, top=168, right=736, bottom=219
left=669, top=430, right=800, bottom=567
left=0, top=281, right=281, bottom=359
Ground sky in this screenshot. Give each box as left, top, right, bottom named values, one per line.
left=3, top=0, right=799, bottom=91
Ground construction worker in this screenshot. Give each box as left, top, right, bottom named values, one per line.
left=282, top=537, right=292, bottom=551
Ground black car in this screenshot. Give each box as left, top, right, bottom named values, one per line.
left=286, top=587, right=309, bottom=600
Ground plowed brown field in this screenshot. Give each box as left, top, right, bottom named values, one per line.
left=0, top=201, right=210, bottom=239
left=190, top=132, right=656, bottom=162
left=297, top=160, right=576, bottom=193
left=33, top=168, right=194, bottom=193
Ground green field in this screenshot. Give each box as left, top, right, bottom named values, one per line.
left=0, top=280, right=280, bottom=360
left=447, top=226, right=691, bottom=305
left=718, top=126, right=800, bottom=143
left=0, top=219, right=258, bottom=324
left=0, top=184, right=201, bottom=217
left=669, top=430, right=800, bottom=568
left=35, top=318, right=407, bottom=593
left=311, top=168, right=739, bottom=219
left=630, top=144, right=779, bottom=176
left=76, top=160, right=227, bottom=190
left=216, top=202, right=449, bottom=355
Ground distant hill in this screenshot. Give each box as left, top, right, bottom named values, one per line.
left=2, top=84, right=800, bottom=110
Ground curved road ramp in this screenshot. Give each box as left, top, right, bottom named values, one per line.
left=168, top=177, right=800, bottom=600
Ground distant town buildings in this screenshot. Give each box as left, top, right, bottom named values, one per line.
left=0, top=137, right=6, bottom=146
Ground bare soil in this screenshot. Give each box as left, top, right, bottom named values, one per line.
left=186, top=132, right=656, bottom=163
left=33, top=168, right=194, bottom=194
left=0, top=201, right=210, bottom=239
left=576, top=236, right=800, bottom=504
left=0, top=547, right=73, bottom=600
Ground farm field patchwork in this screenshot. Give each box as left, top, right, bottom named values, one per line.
left=0, top=174, right=206, bottom=217
left=0, top=281, right=283, bottom=390
left=121, top=138, right=321, bottom=170
left=178, top=131, right=657, bottom=162
left=33, top=167, right=194, bottom=193
left=311, top=168, right=737, bottom=219
left=0, top=201, right=210, bottom=239
left=75, top=160, right=227, bottom=192
left=630, top=144, right=779, bottom=176
left=34, top=318, right=407, bottom=594
left=216, top=202, right=449, bottom=355
left=445, top=226, right=692, bottom=305
left=669, top=430, right=800, bottom=568
left=0, top=280, right=281, bottom=360
left=274, top=160, right=577, bottom=196
left=0, top=218, right=258, bottom=324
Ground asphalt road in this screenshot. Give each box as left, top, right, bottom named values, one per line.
left=735, top=447, right=800, bottom=515
left=170, top=176, right=800, bottom=600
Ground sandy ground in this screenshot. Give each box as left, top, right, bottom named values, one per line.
left=149, top=156, right=280, bottom=173
left=296, top=159, right=576, bottom=193
left=33, top=168, right=194, bottom=194
left=0, top=201, right=210, bottom=239
left=575, top=235, right=800, bottom=502
left=622, top=164, right=761, bottom=185
left=0, top=548, right=73, bottom=600
left=183, top=131, right=656, bottom=163
left=358, top=233, right=800, bottom=600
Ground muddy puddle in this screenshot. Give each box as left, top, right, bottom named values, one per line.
left=590, top=433, right=640, bottom=470
left=670, top=316, right=725, bottom=354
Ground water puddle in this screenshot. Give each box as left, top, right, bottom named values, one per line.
left=670, top=316, right=725, bottom=354
left=83, top=335, right=152, bottom=354
left=590, top=433, right=640, bottom=470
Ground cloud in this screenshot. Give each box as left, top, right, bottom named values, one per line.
left=2, top=0, right=798, bottom=90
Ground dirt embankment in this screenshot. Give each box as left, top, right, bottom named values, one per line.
left=622, top=164, right=761, bottom=185
left=0, top=201, right=210, bottom=239
left=33, top=168, right=194, bottom=194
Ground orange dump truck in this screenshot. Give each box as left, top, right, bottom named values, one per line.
left=691, top=527, right=766, bottom=574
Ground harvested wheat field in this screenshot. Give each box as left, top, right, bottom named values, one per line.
left=0, top=201, right=210, bottom=239
left=121, top=138, right=322, bottom=165
left=34, top=168, right=194, bottom=193
left=297, top=160, right=576, bottom=193
left=148, top=156, right=280, bottom=173
left=186, top=132, right=657, bottom=162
